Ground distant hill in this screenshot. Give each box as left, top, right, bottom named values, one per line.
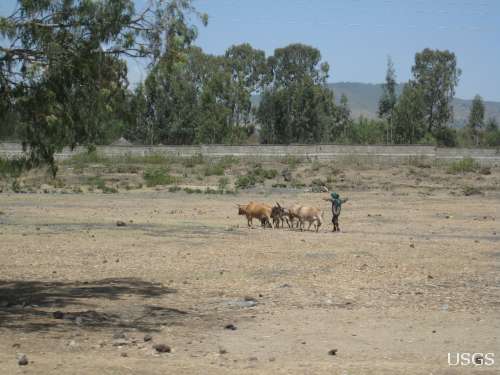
left=329, top=82, right=500, bottom=127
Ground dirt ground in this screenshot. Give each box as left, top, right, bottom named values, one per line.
left=0, top=181, right=499, bottom=374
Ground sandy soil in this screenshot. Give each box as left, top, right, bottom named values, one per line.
left=0, top=186, right=499, bottom=374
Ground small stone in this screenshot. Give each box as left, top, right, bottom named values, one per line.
left=116, top=221, right=127, bottom=227
left=17, top=353, right=28, bottom=366
left=153, top=344, right=171, bottom=353
left=224, top=324, right=237, bottom=331
left=409, top=243, right=415, bottom=248
left=113, top=331, right=127, bottom=340
left=143, top=334, right=153, bottom=342
left=328, top=349, right=338, bottom=356
left=68, top=340, right=77, bottom=348
left=75, top=316, right=83, bottom=326
left=120, top=352, right=128, bottom=358
left=249, top=356, right=258, bottom=361
left=112, top=339, right=129, bottom=347
left=432, top=330, right=436, bottom=333
left=53, top=311, right=64, bottom=319
left=219, top=348, right=227, bottom=355
left=427, top=275, right=434, bottom=279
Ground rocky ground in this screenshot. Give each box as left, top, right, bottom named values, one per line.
left=0, top=164, right=499, bottom=374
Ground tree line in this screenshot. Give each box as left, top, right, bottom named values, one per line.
left=1, top=1, right=499, bottom=175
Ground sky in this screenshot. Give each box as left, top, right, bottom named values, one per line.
left=1, top=0, right=499, bottom=101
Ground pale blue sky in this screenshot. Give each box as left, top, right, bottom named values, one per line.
left=1, top=0, right=499, bottom=100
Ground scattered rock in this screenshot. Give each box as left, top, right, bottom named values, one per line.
left=143, top=334, right=153, bottom=342
left=68, top=340, right=78, bottom=348
left=328, top=349, right=338, bottom=356
left=113, top=331, right=127, bottom=340
left=12, top=343, right=20, bottom=348
left=282, top=169, right=292, bottom=182
left=17, top=353, right=28, bottom=366
left=153, top=344, right=171, bottom=353
left=269, top=357, right=276, bottom=362
left=219, top=348, right=228, bottom=355
left=427, top=275, right=433, bottom=280
left=52, top=311, right=64, bottom=319
left=120, top=352, right=128, bottom=358
left=249, top=356, right=258, bottom=361
left=116, top=220, right=127, bottom=227
left=224, top=324, right=237, bottom=331
left=112, top=339, right=129, bottom=347
left=432, top=330, right=436, bottom=333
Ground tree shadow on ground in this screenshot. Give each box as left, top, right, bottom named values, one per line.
left=0, top=278, right=186, bottom=333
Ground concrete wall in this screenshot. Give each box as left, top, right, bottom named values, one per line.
left=1, top=142, right=499, bottom=166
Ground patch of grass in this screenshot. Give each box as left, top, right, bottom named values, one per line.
left=183, top=187, right=203, bottom=194
left=102, top=186, right=118, bottom=194
left=291, top=179, right=306, bottom=188
left=408, top=155, right=432, bottom=168
left=463, top=185, right=482, bottom=196
left=182, top=153, right=204, bottom=168
left=203, top=162, right=225, bottom=176
left=86, top=176, right=106, bottom=190
left=311, top=160, right=322, bottom=172
left=65, top=150, right=109, bottom=166
left=217, top=176, right=229, bottom=191
left=447, top=157, right=478, bottom=174
left=143, top=168, right=178, bottom=187
left=272, top=183, right=287, bottom=188
left=281, top=155, right=302, bottom=169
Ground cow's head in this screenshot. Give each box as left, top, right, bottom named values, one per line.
left=237, top=204, right=247, bottom=215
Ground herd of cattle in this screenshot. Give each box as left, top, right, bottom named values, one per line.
left=237, top=202, right=323, bottom=232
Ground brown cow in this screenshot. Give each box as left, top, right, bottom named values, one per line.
left=237, top=202, right=274, bottom=229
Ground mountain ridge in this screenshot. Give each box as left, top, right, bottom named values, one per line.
left=329, top=82, right=500, bottom=127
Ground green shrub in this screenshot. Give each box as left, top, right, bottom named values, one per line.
left=272, top=183, right=287, bottom=188
left=447, top=158, right=478, bottom=174
left=235, top=174, right=256, bottom=189
left=203, top=162, right=225, bottom=176
left=143, top=168, right=178, bottom=187
left=310, top=178, right=326, bottom=187
left=102, top=186, right=118, bottom=194
left=184, top=187, right=203, bottom=194
left=0, top=157, right=29, bottom=178
left=86, top=176, right=106, bottom=190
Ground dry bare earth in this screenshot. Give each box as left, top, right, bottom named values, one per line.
left=0, top=184, right=499, bottom=374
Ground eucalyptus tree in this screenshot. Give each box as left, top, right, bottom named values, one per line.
left=0, top=0, right=207, bottom=175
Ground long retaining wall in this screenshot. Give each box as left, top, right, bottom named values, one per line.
left=1, top=142, right=499, bottom=166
